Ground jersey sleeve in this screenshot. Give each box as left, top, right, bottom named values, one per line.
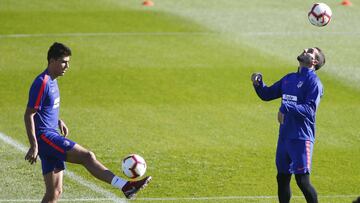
left=27, top=75, right=49, bottom=110
left=253, top=77, right=283, bottom=101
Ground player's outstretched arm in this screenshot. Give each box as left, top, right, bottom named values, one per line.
left=24, top=107, right=38, bottom=164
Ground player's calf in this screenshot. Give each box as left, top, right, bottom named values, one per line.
left=295, top=174, right=318, bottom=203
left=277, top=173, right=292, bottom=203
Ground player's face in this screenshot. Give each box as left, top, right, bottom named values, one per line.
left=297, top=48, right=319, bottom=68
left=54, top=56, right=70, bottom=77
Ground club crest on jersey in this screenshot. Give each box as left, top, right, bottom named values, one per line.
left=297, top=81, right=304, bottom=88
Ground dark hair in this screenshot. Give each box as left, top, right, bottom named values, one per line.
left=47, top=42, right=71, bottom=62
left=314, top=47, right=325, bottom=71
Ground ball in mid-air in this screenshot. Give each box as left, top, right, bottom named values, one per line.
left=308, top=3, right=332, bottom=27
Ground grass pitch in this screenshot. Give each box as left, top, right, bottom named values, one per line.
left=0, top=0, right=359, bottom=202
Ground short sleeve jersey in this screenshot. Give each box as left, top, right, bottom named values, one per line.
left=27, top=69, right=60, bottom=134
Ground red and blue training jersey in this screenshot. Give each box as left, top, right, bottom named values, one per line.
left=253, top=68, right=323, bottom=142
left=27, top=69, right=60, bottom=135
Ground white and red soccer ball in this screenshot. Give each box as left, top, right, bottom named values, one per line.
left=122, top=154, right=147, bottom=179
left=308, top=3, right=332, bottom=27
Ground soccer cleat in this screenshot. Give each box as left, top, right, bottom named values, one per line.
left=122, top=176, right=152, bottom=199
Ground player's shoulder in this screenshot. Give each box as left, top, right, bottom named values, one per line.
left=307, top=72, right=323, bottom=89
left=32, top=69, right=50, bottom=85
left=308, top=71, right=322, bottom=82
left=287, top=72, right=297, bottom=77
left=282, top=72, right=297, bottom=80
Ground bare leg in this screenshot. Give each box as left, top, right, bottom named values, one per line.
left=66, top=144, right=115, bottom=183
left=42, top=169, right=63, bottom=203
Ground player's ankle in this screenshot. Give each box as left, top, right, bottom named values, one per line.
left=111, top=176, right=127, bottom=189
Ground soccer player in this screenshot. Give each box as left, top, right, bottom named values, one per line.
left=24, top=42, right=151, bottom=202
left=251, top=47, right=325, bottom=203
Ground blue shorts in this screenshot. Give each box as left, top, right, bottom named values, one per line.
left=37, top=131, right=76, bottom=175
left=276, top=138, right=314, bottom=174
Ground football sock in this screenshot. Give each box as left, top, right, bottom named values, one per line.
left=277, top=173, right=292, bottom=203
left=295, top=174, right=318, bottom=203
left=111, top=176, right=127, bottom=189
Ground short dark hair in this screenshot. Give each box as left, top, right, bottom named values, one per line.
left=47, top=42, right=71, bottom=62
left=314, top=47, right=325, bottom=71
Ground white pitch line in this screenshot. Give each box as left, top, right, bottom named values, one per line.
left=240, top=31, right=360, bottom=37
left=136, top=194, right=359, bottom=201
left=0, top=198, right=113, bottom=202
left=0, top=195, right=358, bottom=202
left=0, top=32, right=215, bottom=39
left=0, top=31, right=359, bottom=39
left=0, top=132, right=126, bottom=203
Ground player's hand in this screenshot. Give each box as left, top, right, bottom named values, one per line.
left=251, top=73, right=262, bottom=86
left=25, top=146, right=38, bottom=165
left=278, top=111, right=284, bottom=124
left=58, top=119, right=69, bottom=137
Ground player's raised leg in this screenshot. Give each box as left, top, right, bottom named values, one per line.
left=42, top=169, right=63, bottom=203
left=66, top=144, right=115, bottom=183
left=66, top=143, right=151, bottom=199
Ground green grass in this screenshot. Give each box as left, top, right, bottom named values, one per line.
left=0, top=0, right=359, bottom=202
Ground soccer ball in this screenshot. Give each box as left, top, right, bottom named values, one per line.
left=122, top=154, right=147, bottom=179
left=308, top=3, right=332, bottom=27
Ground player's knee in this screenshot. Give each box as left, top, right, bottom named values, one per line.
left=277, top=173, right=291, bottom=185
left=54, top=187, right=63, bottom=199
left=84, top=150, right=97, bottom=162
left=45, top=187, right=62, bottom=201
left=295, top=174, right=310, bottom=189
